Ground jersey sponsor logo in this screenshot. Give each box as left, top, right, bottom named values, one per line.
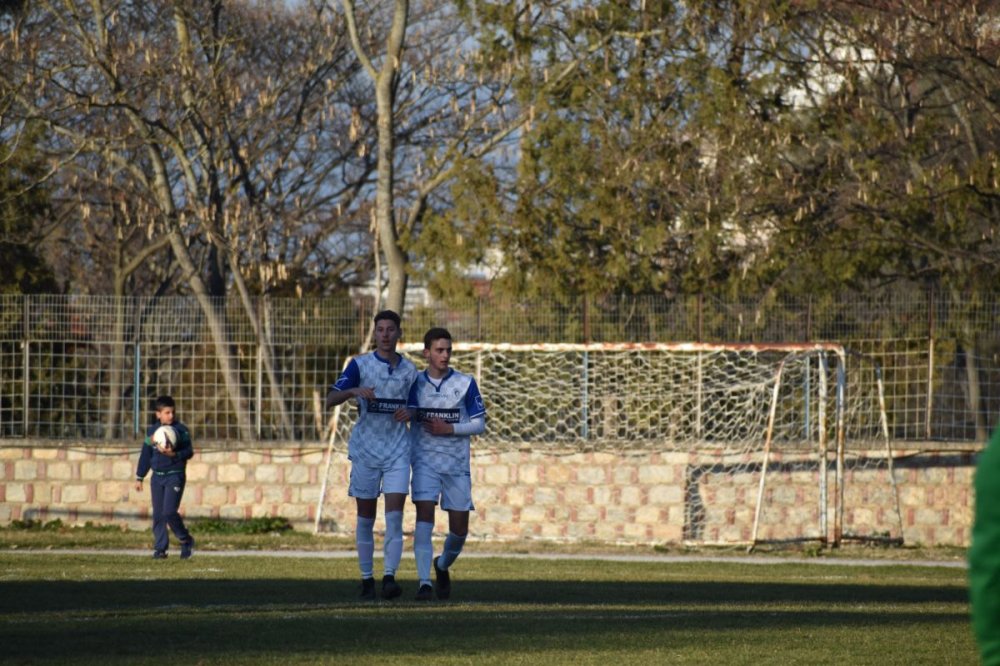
left=415, top=407, right=460, bottom=423
left=366, top=398, right=406, bottom=414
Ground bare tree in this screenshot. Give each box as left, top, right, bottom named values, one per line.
left=1, top=0, right=374, bottom=438
left=337, top=1, right=607, bottom=314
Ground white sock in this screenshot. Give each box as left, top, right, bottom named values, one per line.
left=383, top=510, right=404, bottom=577
left=438, top=531, right=466, bottom=570
left=414, top=521, right=434, bottom=586
left=356, top=516, right=375, bottom=579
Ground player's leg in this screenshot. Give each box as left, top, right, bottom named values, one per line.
left=162, top=474, right=193, bottom=558
left=439, top=510, right=470, bottom=560
left=434, top=473, right=474, bottom=599
left=349, top=463, right=380, bottom=600
left=150, top=475, right=169, bottom=556
left=379, top=455, right=409, bottom=600
left=411, top=463, right=440, bottom=600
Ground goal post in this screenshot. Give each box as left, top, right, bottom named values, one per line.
left=317, top=341, right=902, bottom=548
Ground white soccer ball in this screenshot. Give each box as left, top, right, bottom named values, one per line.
left=152, top=425, right=177, bottom=451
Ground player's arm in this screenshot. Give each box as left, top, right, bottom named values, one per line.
left=393, top=406, right=411, bottom=423
left=451, top=415, right=485, bottom=436
left=135, top=434, right=153, bottom=490
left=405, top=378, right=422, bottom=424
left=325, top=359, right=374, bottom=408
left=327, top=385, right=376, bottom=407
left=423, top=414, right=484, bottom=436
left=451, top=378, right=487, bottom=437
left=171, top=425, right=194, bottom=462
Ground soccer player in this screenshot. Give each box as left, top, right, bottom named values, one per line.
left=326, top=309, right=417, bottom=601
left=970, top=424, right=1000, bottom=665
left=408, top=327, right=487, bottom=601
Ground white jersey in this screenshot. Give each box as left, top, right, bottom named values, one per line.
left=332, top=351, right=418, bottom=467
left=407, top=368, right=486, bottom=474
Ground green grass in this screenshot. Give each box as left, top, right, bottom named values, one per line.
left=0, top=549, right=975, bottom=665
left=0, top=521, right=971, bottom=563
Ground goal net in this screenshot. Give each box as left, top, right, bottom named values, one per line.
left=320, top=341, right=903, bottom=548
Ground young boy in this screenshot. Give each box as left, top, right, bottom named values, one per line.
left=408, top=327, right=487, bottom=601
left=134, top=395, right=195, bottom=559
left=326, top=309, right=417, bottom=601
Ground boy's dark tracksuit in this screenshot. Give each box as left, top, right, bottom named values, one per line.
left=136, top=422, right=194, bottom=553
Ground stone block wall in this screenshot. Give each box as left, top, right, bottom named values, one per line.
left=0, top=441, right=978, bottom=547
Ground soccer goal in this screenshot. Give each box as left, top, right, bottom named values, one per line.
left=389, top=341, right=904, bottom=549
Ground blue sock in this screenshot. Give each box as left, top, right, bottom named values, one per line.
left=438, top=531, right=466, bottom=570
left=383, top=511, right=403, bottom=577
left=356, top=516, right=375, bottom=579
left=414, top=521, right=434, bottom=586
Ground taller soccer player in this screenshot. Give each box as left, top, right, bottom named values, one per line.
left=326, top=310, right=417, bottom=601
left=408, top=327, right=487, bottom=601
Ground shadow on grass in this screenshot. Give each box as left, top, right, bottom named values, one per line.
left=0, top=575, right=972, bottom=663
left=0, top=572, right=970, bottom=613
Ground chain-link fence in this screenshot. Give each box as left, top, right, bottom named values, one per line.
left=0, top=291, right=997, bottom=444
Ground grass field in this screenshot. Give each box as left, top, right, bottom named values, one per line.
left=0, top=547, right=976, bottom=665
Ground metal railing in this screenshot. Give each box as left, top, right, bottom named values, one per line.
left=0, top=291, right=997, bottom=443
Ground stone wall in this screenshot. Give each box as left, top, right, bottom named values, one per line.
left=0, top=441, right=978, bottom=547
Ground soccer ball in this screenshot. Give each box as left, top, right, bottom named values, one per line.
left=152, top=425, right=177, bottom=451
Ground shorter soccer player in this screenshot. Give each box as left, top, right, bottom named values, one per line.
left=408, top=327, right=487, bottom=601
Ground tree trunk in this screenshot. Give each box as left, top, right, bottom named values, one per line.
left=343, top=0, right=410, bottom=315
left=964, top=333, right=987, bottom=442
left=166, top=229, right=255, bottom=440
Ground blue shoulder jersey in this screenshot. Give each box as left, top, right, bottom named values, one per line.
left=332, top=351, right=418, bottom=467
left=407, top=368, right=486, bottom=474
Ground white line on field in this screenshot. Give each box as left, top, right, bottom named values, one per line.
left=0, top=549, right=967, bottom=568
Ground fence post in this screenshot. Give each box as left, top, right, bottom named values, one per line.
left=476, top=295, right=483, bottom=341
left=581, top=349, right=589, bottom=441
left=133, top=297, right=142, bottom=436
left=22, top=296, right=29, bottom=436
left=805, top=297, right=812, bottom=343
left=359, top=298, right=368, bottom=350
left=804, top=297, right=813, bottom=443
left=926, top=288, right=935, bottom=440
left=256, top=296, right=264, bottom=438
left=696, top=294, right=703, bottom=342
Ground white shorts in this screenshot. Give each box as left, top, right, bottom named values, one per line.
left=410, top=464, right=475, bottom=512
left=348, top=455, right=410, bottom=499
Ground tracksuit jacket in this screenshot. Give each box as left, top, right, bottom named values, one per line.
left=135, top=421, right=194, bottom=479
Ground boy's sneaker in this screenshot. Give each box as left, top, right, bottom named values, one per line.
left=152, top=550, right=168, bottom=559
left=381, top=574, right=402, bottom=600
left=433, top=556, right=451, bottom=600
left=359, top=578, right=376, bottom=601
left=415, top=584, right=433, bottom=601
left=180, top=538, right=195, bottom=560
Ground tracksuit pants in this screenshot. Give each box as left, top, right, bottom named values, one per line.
left=150, top=472, right=191, bottom=552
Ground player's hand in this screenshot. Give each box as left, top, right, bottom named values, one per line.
left=353, top=386, right=376, bottom=401
left=422, top=417, right=454, bottom=436
left=134, top=480, right=143, bottom=492
left=393, top=407, right=410, bottom=422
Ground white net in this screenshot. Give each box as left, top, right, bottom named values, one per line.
left=321, top=342, right=903, bottom=547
